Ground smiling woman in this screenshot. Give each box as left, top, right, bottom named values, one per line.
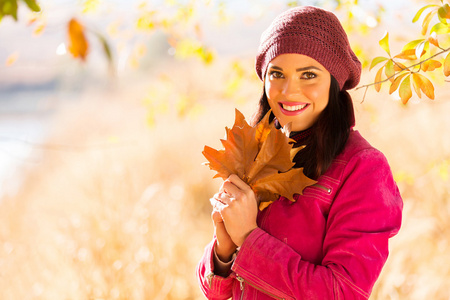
left=197, top=5, right=403, bottom=300
left=265, top=54, right=331, bottom=132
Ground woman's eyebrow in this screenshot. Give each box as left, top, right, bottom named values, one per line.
left=268, top=65, right=323, bottom=72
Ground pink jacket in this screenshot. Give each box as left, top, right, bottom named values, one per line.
left=197, top=130, right=403, bottom=299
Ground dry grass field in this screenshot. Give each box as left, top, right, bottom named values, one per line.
left=0, top=57, right=449, bottom=300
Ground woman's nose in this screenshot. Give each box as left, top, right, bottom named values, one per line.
left=282, top=78, right=301, bottom=98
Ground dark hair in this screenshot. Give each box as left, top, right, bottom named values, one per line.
left=251, top=75, right=354, bottom=179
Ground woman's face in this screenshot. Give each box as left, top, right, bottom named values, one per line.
left=265, top=53, right=331, bottom=132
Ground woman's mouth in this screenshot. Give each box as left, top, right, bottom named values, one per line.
left=279, top=102, right=309, bottom=116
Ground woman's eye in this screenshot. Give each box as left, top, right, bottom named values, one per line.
left=302, top=72, right=317, bottom=79
left=269, top=71, right=283, bottom=78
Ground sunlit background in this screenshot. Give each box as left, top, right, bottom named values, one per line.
left=1, top=0, right=449, bottom=299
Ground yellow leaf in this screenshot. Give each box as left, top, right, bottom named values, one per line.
left=412, top=4, right=439, bottom=23
left=374, top=65, right=384, bottom=92
left=444, top=51, right=450, bottom=76
left=421, top=10, right=437, bottom=35
left=428, top=35, right=439, bottom=48
left=67, top=18, right=89, bottom=61
left=399, top=75, right=412, bottom=104
left=421, top=59, right=442, bottom=72
left=379, top=31, right=390, bottom=56
left=415, top=41, right=426, bottom=60
left=415, top=73, right=435, bottom=99
left=402, top=39, right=425, bottom=51
left=369, top=56, right=388, bottom=70
left=412, top=74, right=422, bottom=98
left=385, top=59, right=394, bottom=82
left=395, top=49, right=420, bottom=60
left=393, top=62, right=408, bottom=72
left=5, top=52, right=19, bottom=66
left=389, top=73, right=409, bottom=95
left=82, top=0, right=100, bottom=13
left=33, top=21, right=46, bottom=36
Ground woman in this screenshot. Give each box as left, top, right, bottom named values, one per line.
left=197, top=6, right=403, bottom=299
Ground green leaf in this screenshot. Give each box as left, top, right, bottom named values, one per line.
left=402, top=39, right=425, bottom=51
left=369, top=56, right=388, bottom=71
left=21, top=0, right=40, bottom=12
left=0, top=0, right=19, bottom=21
left=95, top=32, right=113, bottom=68
left=438, top=4, right=450, bottom=19
left=438, top=7, right=448, bottom=24
left=412, top=4, right=439, bottom=23
left=379, top=31, right=390, bottom=56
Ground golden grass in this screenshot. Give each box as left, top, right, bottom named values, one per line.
left=0, top=62, right=449, bottom=299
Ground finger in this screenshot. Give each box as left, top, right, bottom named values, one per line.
left=222, top=181, right=241, bottom=199
left=227, top=174, right=252, bottom=192
left=216, top=191, right=236, bottom=205
left=211, top=209, right=223, bottom=223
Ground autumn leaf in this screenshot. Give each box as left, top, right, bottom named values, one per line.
left=389, top=73, right=409, bottom=95
left=399, top=75, right=412, bottom=104
left=369, top=56, right=388, bottom=71
left=374, top=65, right=384, bottom=92
left=421, top=59, right=442, bottom=72
left=379, top=31, right=390, bottom=56
left=385, top=60, right=395, bottom=82
left=5, top=51, right=19, bottom=66
left=412, top=74, right=422, bottom=98
left=413, top=73, right=435, bottom=99
left=444, top=52, right=450, bottom=76
left=68, top=18, right=89, bottom=61
left=203, top=109, right=316, bottom=210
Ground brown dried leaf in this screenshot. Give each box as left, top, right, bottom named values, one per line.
left=203, top=109, right=316, bottom=210
left=253, top=167, right=316, bottom=203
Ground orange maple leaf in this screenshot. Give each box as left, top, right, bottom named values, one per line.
left=68, top=18, right=89, bottom=61
left=203, top=109, right=317, bottom=210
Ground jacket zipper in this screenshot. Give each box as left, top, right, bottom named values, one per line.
left=206, top=272, right=214, bottom=288
left=236, top=275, right=286, bottom=300
left=313, top=183, right=332, bottom=194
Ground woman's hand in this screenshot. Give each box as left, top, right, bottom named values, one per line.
left=210, top=202, right=237, bottom=262
left=214, top=174, right=259, bottom=247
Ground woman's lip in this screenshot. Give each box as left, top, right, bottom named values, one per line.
left=278, top=102, right=309, bottom=116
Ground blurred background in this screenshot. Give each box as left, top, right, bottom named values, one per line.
left=0, top=0, right=449, bottom=299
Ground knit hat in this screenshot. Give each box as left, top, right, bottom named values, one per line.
left=255, top=6, right=361, bottom=90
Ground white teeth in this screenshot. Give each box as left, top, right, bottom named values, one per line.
left=282, top=103, right=307, bottom=111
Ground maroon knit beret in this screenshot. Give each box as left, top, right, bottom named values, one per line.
left=255, top=6, right=361, bottom=91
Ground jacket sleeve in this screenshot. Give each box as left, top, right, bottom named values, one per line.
left=231, top=148, right=403, bottom=299
left=196, top=238, right=234, bottom=299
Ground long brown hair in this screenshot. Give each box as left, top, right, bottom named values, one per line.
left=251, top=76, right=354, bottom=179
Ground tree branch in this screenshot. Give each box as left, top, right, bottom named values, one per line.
left=356, top=46, right=450, bottom=91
